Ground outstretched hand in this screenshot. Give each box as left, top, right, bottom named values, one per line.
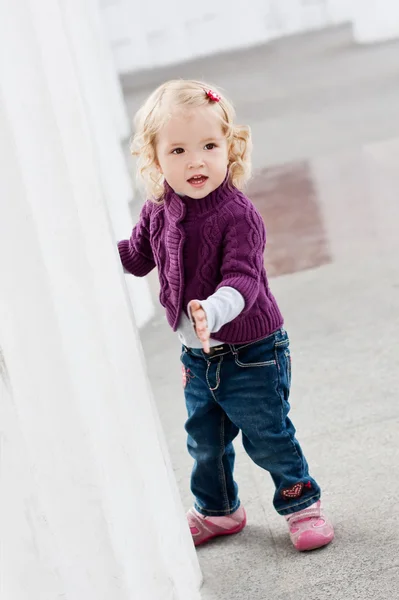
left=188, top=300, right=210, bottom=354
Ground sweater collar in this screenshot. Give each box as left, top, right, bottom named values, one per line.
left=163, top=172, right=235, bottom=221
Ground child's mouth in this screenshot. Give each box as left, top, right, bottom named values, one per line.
left=188, top=175, right=208, bottom=187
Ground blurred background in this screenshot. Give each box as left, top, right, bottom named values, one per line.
left=1, top=1, right=399, bottom=599
left=103, top=0, right=399, bottom=308
left=106, top=2, right=399, bottom=598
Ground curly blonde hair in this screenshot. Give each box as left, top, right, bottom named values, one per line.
left=131, top=79, right=252, bottom=202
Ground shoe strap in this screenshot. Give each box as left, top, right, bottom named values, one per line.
left=286, top=503, right=321, bottom=524
left=187, top=508, right=215, bottom=534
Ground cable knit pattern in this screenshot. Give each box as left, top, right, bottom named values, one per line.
left=198, top=212, right=223, bottom=298
left=118, top=177, right=284, bottom=343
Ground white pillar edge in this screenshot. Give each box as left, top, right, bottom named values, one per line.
left=61, top=0, right=154, bottom=329
left=0, top=0, right=202, bottom=597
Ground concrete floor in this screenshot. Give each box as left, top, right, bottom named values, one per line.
left=122, top=25, right=399, bottom=600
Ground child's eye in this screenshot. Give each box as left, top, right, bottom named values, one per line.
left=204, top=143, right=216, bottom=150
left=172, top=147, right=184, bottom=155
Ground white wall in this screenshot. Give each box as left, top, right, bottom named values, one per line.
left=326, top=0, right=354, bottom=25
left=101, top=0, right=399, bottom=75
left=350, top=0, right=399, bottom=42
left=100, top=0, right=336, bottom=74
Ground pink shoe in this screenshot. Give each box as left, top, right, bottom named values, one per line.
left=187, top=506, right=247, bottom=547
left=285, top=501, right=334, bottom=551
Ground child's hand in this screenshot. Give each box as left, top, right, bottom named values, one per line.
left=188, top=300, right=210, bottom=354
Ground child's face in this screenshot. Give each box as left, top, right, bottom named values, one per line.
left=155, top=106, right=229, bottom=199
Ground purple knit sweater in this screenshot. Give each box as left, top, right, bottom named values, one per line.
left=118, top=178, right=283, bottom=344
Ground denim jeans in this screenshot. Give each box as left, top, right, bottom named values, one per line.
left=181, top=328, right=321, bottom=517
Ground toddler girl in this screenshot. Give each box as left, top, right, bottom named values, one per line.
left=118, top=79, right=334, bottom=551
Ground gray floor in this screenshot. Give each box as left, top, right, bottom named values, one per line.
left=122, top=25, right=399, bottom=600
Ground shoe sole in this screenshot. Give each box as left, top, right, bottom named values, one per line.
left=194, top=511, right=247, bottom=547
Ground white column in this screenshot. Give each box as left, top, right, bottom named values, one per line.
left=60, top=0, right=154, bottom=329
left=0, top=1, right=202, bottom=598
left=350, top=0, right=399, bottom=43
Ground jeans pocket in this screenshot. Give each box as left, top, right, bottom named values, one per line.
left=285, top=349, right=292, bottom=387
left=233, top=337, right=277, bottom=368
left=274, top=328, right=290, bottom=349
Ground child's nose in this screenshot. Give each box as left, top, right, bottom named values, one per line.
left=188, top=154, right=205, bottom=169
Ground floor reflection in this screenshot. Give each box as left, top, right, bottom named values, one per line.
left=248, top=162, right=332, bottom=277
left=248, top=136, right=399, bottom=281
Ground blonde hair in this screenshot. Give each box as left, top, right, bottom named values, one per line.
left=131, top=79, right=252, bottom=202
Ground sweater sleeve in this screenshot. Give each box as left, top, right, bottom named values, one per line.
left=188, top=286, right=245, bottom=334
left=217, top=198, right=266, bottom=312
left=117, top=201, right=156, bottom=277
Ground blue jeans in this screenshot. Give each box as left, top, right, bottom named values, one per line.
left=181, top=328, right=321, bottom=517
